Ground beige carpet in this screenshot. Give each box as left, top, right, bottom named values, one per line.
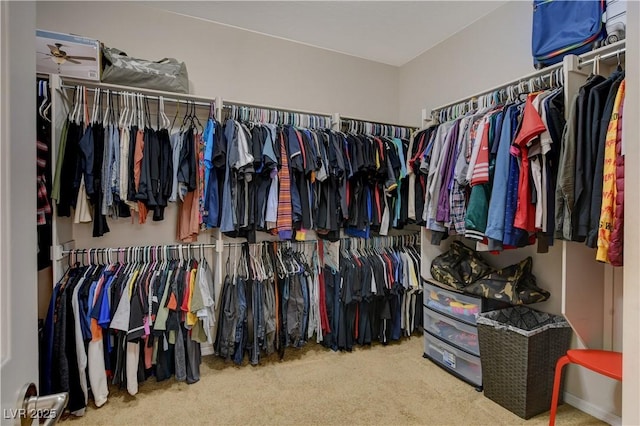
left=63, top=335, right=603, bottom=426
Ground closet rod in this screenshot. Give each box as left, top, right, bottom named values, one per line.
left=578, top=46, right=626, bottom=68
left=60, top=84, right=213, bottom=108
left=340, top=235, right=420, bottom=244
left=577, top=39, right=626, bottom=62
left=430, top=39, right=626, bottom=117
left=62, top=244, right=216, bottom=255
left=340, top=115, right=417, bottom=130
left=222, top=240, right=319, bottom=247
left=222, top=100, right=332, bottom=119
left=59, top=77, right=218, bottom=104
left=430, top=62, right=563, bottom=116
left=61, top=240, right=319, bottom=255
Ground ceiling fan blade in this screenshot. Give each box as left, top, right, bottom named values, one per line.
left=65, top=58, right=81, bottom=65
left=47, top=44, right=60, bottom=53
left=66, top=56, right=96, bottom=61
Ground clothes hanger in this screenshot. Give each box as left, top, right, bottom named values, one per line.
left=615, top=50, right=623, bottom=70
left=136, top=94, right=142, bottom=129
left=89, top=88, right=98, bottom=125
left=77, top=86, right=83, bottom=126
left=128, top=93, right=135, bottom=129
left=67, top=86, right=80, bottom=124
left=38, top=80, right=51, bottom=122
left=103, top=89, right=111, bottom=126
left=95, top=88, right=103, bottom=125
left=144, top=96, right=152, bottom=129
left=170, top=99, right=180, bottom=130
left=110, top=91, right=118, bottom=127
left=134, top=93, right=140, bottom=129
left=158, top=97, right=167, bottom=130
left=97, top=87, right=104, bottom=125
left=42, top=81, right=50, bottom=121
left=70, top=86, right=79, bottom=124
left=179, top=99, right=190, bottom=132
left=155, top=97, right=162, bottom=130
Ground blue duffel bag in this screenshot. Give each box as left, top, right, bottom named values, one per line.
left=532, top=0, right=606, bottom=69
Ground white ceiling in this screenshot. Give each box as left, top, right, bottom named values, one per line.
left=152, top=1, right=508, bottom=66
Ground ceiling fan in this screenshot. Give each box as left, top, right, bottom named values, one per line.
left=45, top=43, right=96, bottom=65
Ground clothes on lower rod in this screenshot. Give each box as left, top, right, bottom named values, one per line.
left=52, top=101, right=418, bottom=242
left=321, top=240, right=422, bottom=352
left=40, top=254, right=215, bottom=413
left=214, top=243, right=316, bottom=365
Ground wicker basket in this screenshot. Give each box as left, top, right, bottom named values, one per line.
left=477, top=306, right=572, bottom=419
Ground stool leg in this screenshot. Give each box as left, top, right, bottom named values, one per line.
left=549, top=355, right=570, bottom=426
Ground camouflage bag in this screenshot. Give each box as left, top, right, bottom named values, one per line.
left=430, top=241, right=493, bottom=290
left=464, top=257, right=550, bottom=305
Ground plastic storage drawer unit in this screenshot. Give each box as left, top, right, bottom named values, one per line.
left=424, top=280, right=481, bottom=325
left=424, top=308, right=480, bottom=356
left=424, top=332, right=483, bottom=389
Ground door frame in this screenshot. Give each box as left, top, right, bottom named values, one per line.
left=1, top=2, right=39, bottom=425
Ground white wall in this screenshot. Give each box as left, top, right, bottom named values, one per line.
left=36, top=0, right=400, bottom=250
left=37, top=1, right=399, bottom=124
left=398, top=1, right=533, bottom=125
left=401, top=1, right=624, bottom=422
left=402, top=1, right=564, bottom=315
left=0, top=2, right=39, bottom=423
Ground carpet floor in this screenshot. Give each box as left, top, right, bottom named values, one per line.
left=62, top=335, right=604, bottom=426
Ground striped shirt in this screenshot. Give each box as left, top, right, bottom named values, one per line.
left=276, top=129, right=293, bottom=239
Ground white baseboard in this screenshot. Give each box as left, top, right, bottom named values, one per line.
left=564, top=392, right=621, bottom=426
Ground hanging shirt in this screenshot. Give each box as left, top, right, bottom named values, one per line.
left=485, top=104, right=517, bottom=243
left=513, top=94, right=546, bottom=233
left=169, top=131, right=183, bottom=202
left=276, top=129, right=293, bottom=239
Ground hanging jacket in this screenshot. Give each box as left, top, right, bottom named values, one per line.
left=555, top=94, right=579, bottom=241
left=156, top=128, right=173, bottom=221
left=587, top=72, right=625, bottom=248
left=609, top=92, right=625, bottom=266
left=544, top=90, right=566, bottom=241
left=575, top=73, right=619, bottom=240
left=597, top=80, right=625, bottom=264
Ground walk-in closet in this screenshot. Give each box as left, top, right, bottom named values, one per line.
left=1, top=1, right=638, bottom=425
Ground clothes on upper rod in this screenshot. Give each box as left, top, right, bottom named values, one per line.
left=40, top=251, right=215, bottom=414
left=555, top=71, right=626, bottom=265
left=421, top=68, right=627, bottom=265
left=216, top=120, right=417, bottom=241
left=418, top=86, right=566, bottom=252
left=51, top=90, right=417, bottom=241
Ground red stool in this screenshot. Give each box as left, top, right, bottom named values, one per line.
left=549, top=349, right=622, bottom=425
